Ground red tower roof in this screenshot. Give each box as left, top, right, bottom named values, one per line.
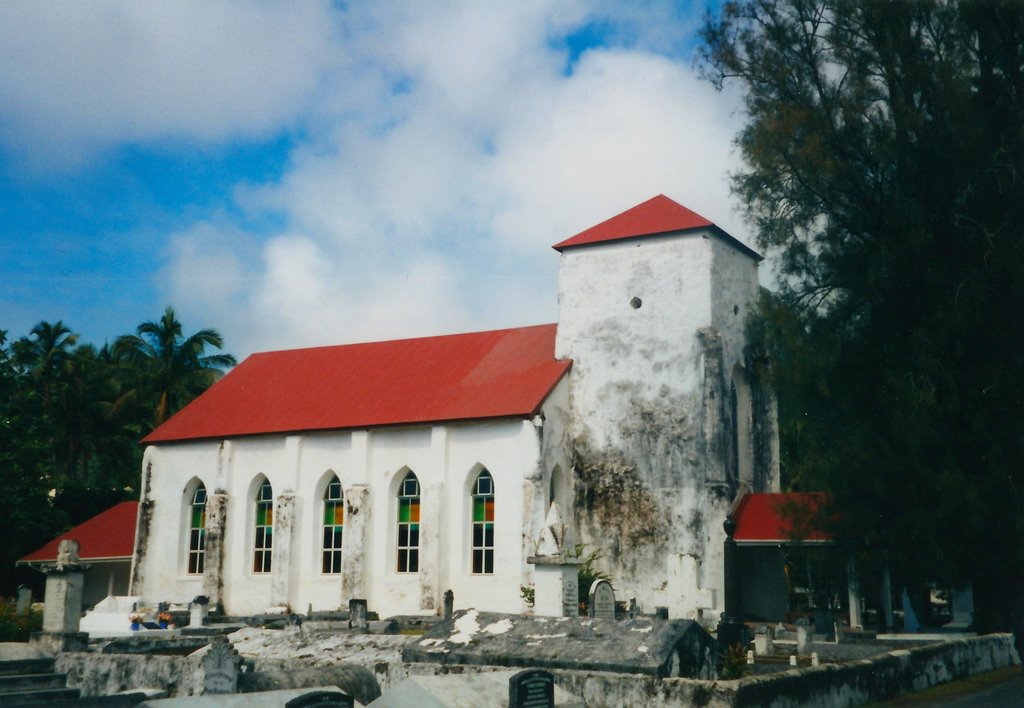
left=552, top=194, right=761, bottom=260
left=18, top=501, right=139, bottom=564
left=144, top=324, right=571, bottom=444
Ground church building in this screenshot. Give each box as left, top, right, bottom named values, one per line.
left=130, top=194, right=780, bottom=622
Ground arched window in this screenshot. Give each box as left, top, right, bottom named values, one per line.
left=471, top=469, right=495, bottom=574
left=322, top=476, right=344, bottom=574
left=253, top=480, right=273, bottom=574
left=187, top=484, right=207, bottom=575
left=396, top=471, right=420, bottom=573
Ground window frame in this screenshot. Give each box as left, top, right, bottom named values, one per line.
left=396, top=472, right=420, bottom=574
left=186, top=484, right=207, bottom=575
left=252, top=479, right=274, bottom=574
left=321, top=476, right=344, bottom=574
left=471, top=469, right=495, bottom=575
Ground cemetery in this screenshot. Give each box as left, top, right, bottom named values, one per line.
left=3, top=197, right=1019, bottom=706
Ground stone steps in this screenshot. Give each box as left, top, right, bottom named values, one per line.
left=0, top=657, right=151, bottom=707
left=0, top=658, right=56, bottom=676
left=0, top=686, right=82, bottom=705
left=0, top=671, right=71, bottom=692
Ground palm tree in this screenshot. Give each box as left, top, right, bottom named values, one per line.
left=13, top=320, right=78, bottom=410
left=114, top=306, right=237, bottom=429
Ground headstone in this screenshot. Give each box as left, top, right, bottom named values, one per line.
left=40, top=540, right=90, bottom=633
left=443, top=590, right=454, bottom=621
left=950, top=584, right=974, bottom=628
left=745, top=650, right=754, bottom=665
left=349, top=598, right=368, bottom=630
left=901, top=588, right=920, bottom=633
left=588, top=580, right=615, bottom=620
left=789, top=655, right=797, bottom=666
left=203, top=636, right=240, bottom=694
left=833, top=615, right=845, bottom=643
left=628, top=598, right=638, bottom=619
left=561, top=575, right=578, bottom=617
left=509, top=668, right=554, bottom=708
left=285, top=691, right=355, bottom=708
left=16, top=585, right=31, bottom=614
left=811, top=652, right=819, bottom=667
left=753, top=625, right=773, bottom=655
left=795, top=617, right=811, bottom=654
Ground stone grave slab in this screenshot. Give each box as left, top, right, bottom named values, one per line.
left=403, top=610, right=717, bottom=678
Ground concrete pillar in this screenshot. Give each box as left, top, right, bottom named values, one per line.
left=847, top=554, right=862, bottom=630
left=270, top=493, right=296, bottom=609
left=443, top=589, right=454, bottom=621
left=528, top=556, right=580, bottom=617
left=341, top=484, right=370, bottom=604
left=418, top=425, right=448, bottom=613
left=202, top=492, right=229, bottom=613
left=795, top=617, right=811, bottom=654
left=33, top=540, right=90, bottom=653
left=879, top=557, right=894, bottom=631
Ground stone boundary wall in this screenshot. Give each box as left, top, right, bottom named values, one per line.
left=54, top=633, right=1016, bottom=705
left=552, top=634, right=1017, bottom=708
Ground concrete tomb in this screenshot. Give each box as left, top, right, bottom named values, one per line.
left=403, top=610, right=718, bottom=679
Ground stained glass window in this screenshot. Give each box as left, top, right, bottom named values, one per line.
left=187, top=484, right=206, bottom=574
left=471, top=470, right=495, bottom=574
left=397, top=472, right=420, bottom=573
left=253, top=480, right=273, bottom=574
left=322, top=476, right=344, bottom=574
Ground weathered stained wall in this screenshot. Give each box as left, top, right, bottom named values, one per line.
left=555, top=230, right=774, bottom=621
left=133, top=415, right=545, bottom=618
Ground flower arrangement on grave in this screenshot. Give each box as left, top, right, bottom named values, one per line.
left=129, top=613, right=144, bottom=630
left=157, top=612, right=173, bottom=629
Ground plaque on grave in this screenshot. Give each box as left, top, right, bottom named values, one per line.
left=202, top=636, right=239, bottom=694
left=285, top=691, right=354, bottom=708
left=509, top=668, right=555, bottom=708
left=589, top=579, right=616, bottom=620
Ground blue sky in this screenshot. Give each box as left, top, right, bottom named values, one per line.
left=0, top=1, right=745, bottom=360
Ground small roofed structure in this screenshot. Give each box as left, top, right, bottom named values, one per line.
left=18, top=501, right=139, bottom=609
left=729, top=492, right=837, bottom=624
left=733, top=492, right=831, bottom=545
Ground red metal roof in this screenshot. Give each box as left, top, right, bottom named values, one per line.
left=18, top=501, right=139, bottom=563
left=144, top=324, right=571, bottom=444
left=733, top=493, right=832, bottom=544
left=552, top=194, right=762, bottom=260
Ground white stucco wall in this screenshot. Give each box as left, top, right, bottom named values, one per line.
left=133, top=415, right=547, bottom=619
left=554, top=229, right=762, bottom=621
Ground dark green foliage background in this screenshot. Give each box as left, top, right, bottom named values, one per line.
left=0, top=308, right=234, bottom=598
left=702, top=0, right=1024, bottom=630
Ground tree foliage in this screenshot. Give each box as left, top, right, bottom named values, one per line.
left=0, top=309, right=235, bottom=596
left=702, top=0, right=1024, bottom=629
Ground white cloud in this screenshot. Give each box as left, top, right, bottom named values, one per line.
left=0, top=0, right=338, bottom=171
left=10, top=2, right=748, bottom=358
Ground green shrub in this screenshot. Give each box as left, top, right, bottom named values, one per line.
left=0, top=599, right=43, bottom=642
